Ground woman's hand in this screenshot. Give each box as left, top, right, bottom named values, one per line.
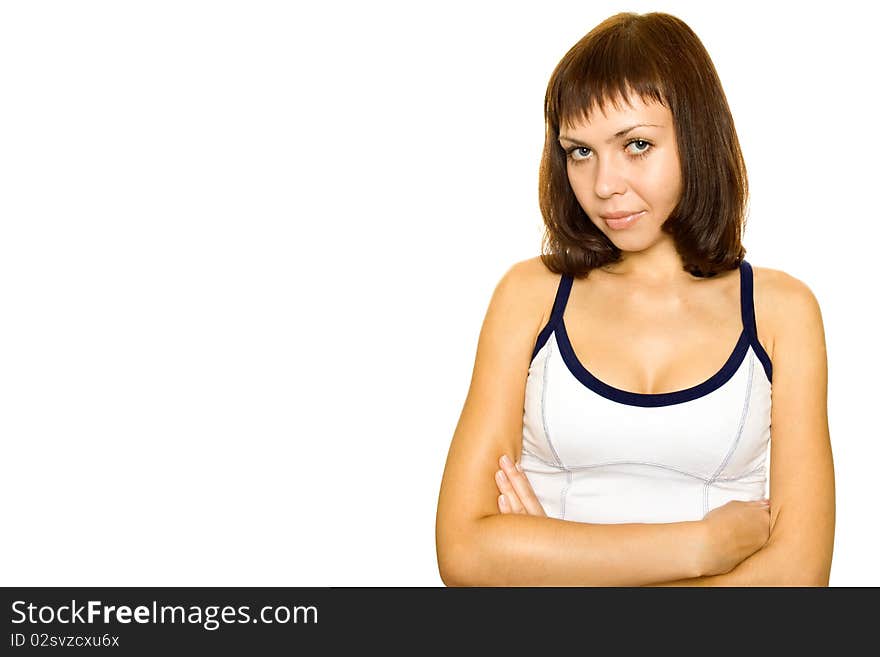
left=698, top=499, right=772, bottom=576
left=494, top=454, right=547, bottom=516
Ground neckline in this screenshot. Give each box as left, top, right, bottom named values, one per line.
left=553, top=261, right=752, bottom=408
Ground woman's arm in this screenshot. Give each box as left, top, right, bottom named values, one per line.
left=447, top=512, right=706, bottom=587
left=436, top=259, right=707, bottom=586
left=646, top=540, right=795, bottom=586
left=490, top=452, right=774, bottom=587
left=648, top=272, right=836, bottom=587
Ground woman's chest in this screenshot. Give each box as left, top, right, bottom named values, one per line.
left=559, top=271, right=774, bottom=396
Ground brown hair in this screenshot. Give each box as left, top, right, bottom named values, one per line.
left=538, top=12, right=749, bottom=278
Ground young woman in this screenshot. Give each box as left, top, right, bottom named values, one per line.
left=435, top=11, right=835, bottom=587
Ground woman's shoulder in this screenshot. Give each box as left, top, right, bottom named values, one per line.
left=502, top=255, right=564, bottom=330
left=506, top=254, right=561, bottom=285
left=752, top=265, right=822, bottom=362
left=752, top=264, right=819, bottom=313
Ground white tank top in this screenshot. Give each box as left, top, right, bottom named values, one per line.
left=520, top=259, right=773, bottom=524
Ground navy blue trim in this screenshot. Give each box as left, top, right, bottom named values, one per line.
left=530, top=273, right=574, bottom=362
left=740, top=260, right=774, bottom=383
left=556, top=318, right=751, bottom=407
left=531, top=259, right=773, bottom=407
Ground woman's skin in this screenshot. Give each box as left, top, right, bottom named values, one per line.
left=495, top=454, right=547, bottom=516
left=558, top=91, right=691, bottom=286
left=494, top=90, right=770, bottom=551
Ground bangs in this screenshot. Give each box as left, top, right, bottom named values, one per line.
left=548, top=28, right=672, bottom=132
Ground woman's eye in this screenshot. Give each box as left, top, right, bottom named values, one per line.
left=567, top=139, right=652, bottom=161
left=628, top=139, right=651, bottom=155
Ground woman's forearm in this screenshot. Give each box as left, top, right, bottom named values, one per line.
left=645, top=539, right=817, bottom=586
left=444, top=513, right=707, bottom=587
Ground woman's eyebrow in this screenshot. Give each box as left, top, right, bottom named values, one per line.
left=558, top=123, right=662, bottom=146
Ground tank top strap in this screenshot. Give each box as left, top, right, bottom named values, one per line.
left=739, top=259, right=758, bottom=339
left=548, top=272, right=575, bottom=330
left=738, top=258, right=774, bottom=383
left=530, top=272, right=574, bottom=362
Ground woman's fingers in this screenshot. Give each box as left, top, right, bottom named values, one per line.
left=495, top=468, right=525, bottom=513
left=498, top=454, right=547, bottom=517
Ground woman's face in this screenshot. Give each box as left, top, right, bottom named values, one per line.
left=558, top=95, right=683, bottom=248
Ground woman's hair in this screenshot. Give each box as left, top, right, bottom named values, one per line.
left=539, top=12, right=748, bottom=278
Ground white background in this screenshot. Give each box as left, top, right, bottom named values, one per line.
left=1, top=0, right=876, bottom=586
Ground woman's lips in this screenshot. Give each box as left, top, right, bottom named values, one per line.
left=603, top=210, right=646, bottom=230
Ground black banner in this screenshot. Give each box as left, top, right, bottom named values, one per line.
left=0, top=587, right=866, bottom=652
